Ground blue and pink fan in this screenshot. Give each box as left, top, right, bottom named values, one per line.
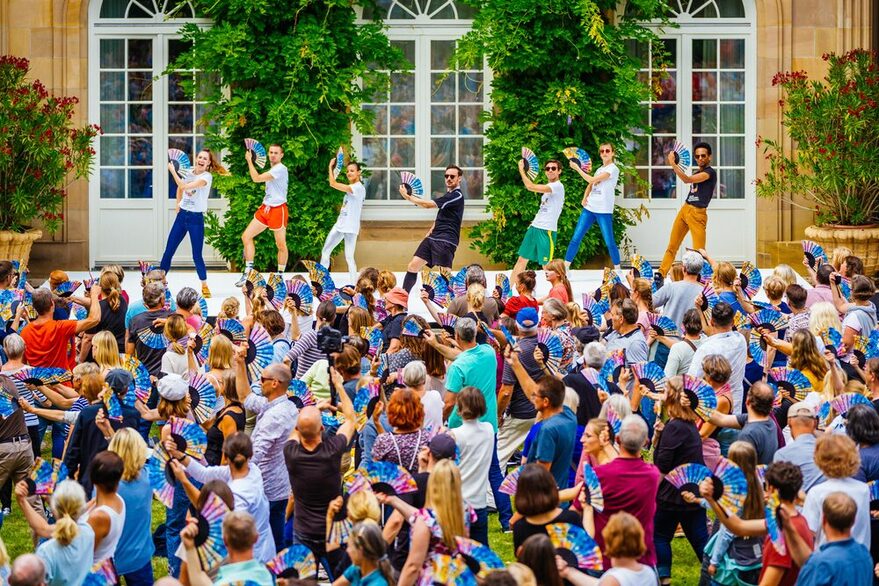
left=0, top=289, right=15, bottom=322
left=422, top=270, right=452, bottom=308
left=436, top=313, right=459, bottom=335
left=215, top=318, right=247, bottom=345
left=190, top=322, right=215, bottom=367
left=12, top=366, right=71, bottom=387
left=83, top=559, right=117, bottom=586
left=353, top=381, right=381, bottom=430
left=244, top=138, right=267, bottom=169
left=287, top=379, right=316, bottom=409
left=599, top=349, right=627, bottom=390
left=499, top=323, right=517, bottom=348
left=631, top=254, right=654, bottom=283
left=195, top=491, right=230, bottom=571
left=285, top=279, right=314, bottom=316
left=495, top=273, right=512, bottom=304
left=352, top=461, right=418, bottom=496
left=681, top=374, right=717, bottom=421
left=361, top=325, right=384, bottom=357
left=168, top=148, right=192, bottom=172
left=764, top=491, right=786, bottom=555
left=455, top=537, right=505, bottom=578
left=146, top=443, right=175, bottom=507
left=241, top=269, right=267, bottom=298
left=630, top=361, right=667, bottom=395
left=335, top=146, right=345, bottom=175
left=423, top=553, right=477, bottom=586
left=136, top=324, right=169, bottom=351
left=581, top=294, right=608, bottom=328
left=481, top=323, right=501, bottom=354
left=767, top=367, right=810, bottom=402
left=749, top=341, right=769, bottom=369
left=820, top=327, right=844, bottom=356
left=402, top=318, right=425, bottom=338
left=51, top=280, right=81, bottom=297
left=28, top=457, right=68, bottom=496
left=699, top=258, right=714, bottom=285
left=69, top=302, right=88, bottom=321
left=328, top=508, right=353, bottom=546
left=819, top=392, right=872, bottom=420
left=0, top=384, right=17, bottom=418
left=739, top=262, right=762, bottom=299
left=605, top=405, right=623, bottom=436
left=697, top=283, right=719, bottom=312
left=450, top=267, right=468, bottom=298
left=711, top=457, right=749, bottom=515
left=670, top=141, right=691, bottom=171
left=245, top=324, right=273, bottom=381
left=352, top=293, right=370, bottom=311
left=499, top=465, right=524, bottom=496
left=666, top=462, right=712, bottom=497
left=263, top=273, right=287, bottom=310
left=103, top=390, right=123, bottom=421
left=521, top=147, right=539, bottom=180
left=536, top=329, right=564, bottom=371
left=869, top=479, right=879, bottom=510
left=562, top=147, right=591, bottom=172
left=851, top=334, right=879, bottom=368
left=373, top=298, right=389, bottom=322
left=646, top=313, right=680, bottom=338
left=580, top=463, right=604, bottom=512
left=802, top=240, right=827, bottom=271
left=375, top=353, right=389, bottom=381
left=546, top=522, right=603, bottom=572
left=400, top=171, right=425, bottom=197
left=120, top=354, right=150, bottom=406
left=267, top=545, right=317, bottom=580
left=838, top=275, right=853, bottom=301
left=168, top=416, right=207, bottom=460
left=748, top=309, right=788, bottom=333
left=302, top=260, right=338, bottom=302
left=187, top=373, right=217, bottom=425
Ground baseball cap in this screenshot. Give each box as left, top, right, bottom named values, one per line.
left=789, top=394, right=820, bottom=418
left=105, top=369, right=133, bottom=397
left=428, top=433, right=457, bottom=461
left=516, top=307, right=539, bottom=331
left=572, top=325, right=600, bottom=345
left=158, top=373, right=189, bottom=401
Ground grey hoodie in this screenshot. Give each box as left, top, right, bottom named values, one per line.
left=846, top=302, right=877, bottom=335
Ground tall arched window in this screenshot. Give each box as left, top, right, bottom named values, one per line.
left=88, top=0, right=222, bottom=265
left=620, top=0, right=755, bottom=262
left=356, top=0, right=489, bottom=218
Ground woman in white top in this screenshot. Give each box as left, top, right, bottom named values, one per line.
left=320, top=158, right=366, bottom=285
left=564, top=142, right=622, bottom=270
left=162, top=148, right=229, bottom=299
left=166, top=431, right=277, bottom=563
left=82, top=450, right=127, bottom=563
left=402, top=360, right=444, bottom=434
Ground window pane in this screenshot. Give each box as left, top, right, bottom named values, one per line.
left=458, top=105, right=482, bottom=135
left=168, top=39, right=192, bottom=63
left=651, top=104, right=676, bottom=133
left=168, top=72, right=189, bottom=101
left=99, top=0, right=128, bottom=18
left=390, top=72, right=414, bottom=102
left=392, top=40, right=415, bottom=66
left=692, top=39, right=717, bottom=69
left=389, top=138, right=414, bottom=166
left=720, top=39, right=745, bottom=68
left=100, top=104, right=125, bottom=134
left=195, top=104, right=215, bottom=132
left=128, top=71, right=153, bottom=101
left=101, top=136, right=125, bottom=166
left=717, top=0, right=746, bottom=18
left=363, top=137, right=387, bottom=167
left=168, top=104, right=193, bottom=133
left=631, top=135, right=648, bottom=166
left=168, top=136, right=193, bottom=155
left=720, top=169, right=744, bottom=199
left=431, top=138, right=455, bottom=166
left=461, top=169, right=484, bottom=199
left=654, top=38, right=676, bottom=66
left=390, top=105, right=416, bottom=135
left=431, top=73, right=455, bottom=102
left=431, top=1, right=456, bottom=19
left=624, top=168, right=650, bottom=199
left=626, top=40, right=649, bottom=67
left=128, top=104, right=152, bottom=133
left=720, top=136, right=744, bottom=166
left=650, top=169, right=676, bottom=199
left=365, top=170, right=388, bottom=200
left=195, top=72, right=218, bottom=101
left=129, top=169, right=153, bottom=198
left=364, top=105, right=388, bottom=135
left=431, top=40, right=455, bottom=69
left=657, top=71, right=676, bottom=101
left=431, top=105, right=455, bottom=135
left=459, top=72, right=483, bottom=102
left=651, top=136, right=676, bottom=166
left=100, top=72, right=125, bottom=101
left=693, top=105, right=717, bottom=134
left=459, top=137, right=483, bottom=167
left=692, top=72, right=717, bottom=101
left=100, top=39, right=125, bottom=68
left=129, top=137, right=152, bottom=166
left=720, top=72, right=745, bottom=101
left=388, top=1, right=416, bottom=19
left=720, top=104, right=744, bottom=134
left=127, top=39, right=152, bottom=68
left=100, top=169, right=125, bottom=199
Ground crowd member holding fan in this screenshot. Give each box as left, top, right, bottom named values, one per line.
left=320, top=158, right=365, bottom=284
left=512, top=158, right=565, bottom=282
left=398, top=165, right=465, bottom=293
left=563, top=143, right=621, bottom=270
left=658, top=142, right=717, bottom=282
left=162, top=149, right=228, bottom=298
left=237, top=143, right=289, bottom=283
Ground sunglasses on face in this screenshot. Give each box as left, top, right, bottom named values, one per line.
left=599, top=149, right=612, bottom=154
left=260, top=376, right=277, bottom=384
left=444, top=174, right=458, bottom=179
left=544, top=166, right=558, bottom=171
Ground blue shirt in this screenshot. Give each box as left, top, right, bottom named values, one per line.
left=213, top=559, right=273, bottom=585
left=854, top=442, right=879, bottom=483
left=36, top=521, right=95, bottom=586
left=114, top=468, right=155, bottom=574
left=343, top=565, right=390, bottom=586
left=527, top=406, right=578, bottom=489
left=773, top=433, right=825, bottom=492
left=797, top=538, right=873, bottom=586
left=446, top=343, right=498, bottom=432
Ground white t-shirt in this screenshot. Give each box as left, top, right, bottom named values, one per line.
left=803, top=476, right=871, bottom=549
left=450, top=419, right=494, bottom=508
left=178, top=171, right=213, bottom=213
left=585, top=162, right=619, bottom=214
left=333, top=181, right=366, bottom=234
left=421, top=390, right=444, bottom=434
left=262, top=163, right=289, bottom=207
left=531, top=181, right=565, bottom=232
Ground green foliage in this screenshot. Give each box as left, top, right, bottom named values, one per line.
left=174, top=0, right=404, bottom=271
left=456, top=0, right=665, bottom=267
left=756, top=49, right=879, bottom=226
left=0, top=56, right=98, bottom=234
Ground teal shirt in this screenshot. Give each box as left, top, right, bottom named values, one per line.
left=446, top=343, right=498, bottom=432
left=213, top=559, right=273, bottom=586
left=343, top=565, right=390, bottom=586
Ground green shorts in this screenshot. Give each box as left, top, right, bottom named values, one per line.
left=517, top=226, right=556, bottom=265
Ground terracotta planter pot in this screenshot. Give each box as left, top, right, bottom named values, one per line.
left=0, top=229, right=43, bottom=267
left=804, top=224, right=879, bottom=275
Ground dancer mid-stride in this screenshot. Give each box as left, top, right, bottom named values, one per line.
left=162, top=149, right=229, bottom=298
left=320, top=158, right=365, bottom=285
left=563, top=143, right=621, bottom=271
left=511, top=158, right=565, bottom=284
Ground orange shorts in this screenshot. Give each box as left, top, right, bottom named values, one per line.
left=254, top=203, right=288, bottom=230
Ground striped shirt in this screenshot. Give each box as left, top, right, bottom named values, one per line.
left=286, top=328, right=324, bottom=379
left=243, top=392, right=299, bottom=502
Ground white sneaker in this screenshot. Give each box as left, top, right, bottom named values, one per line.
left=564, top=260, right=571, bottom=271
left=234, top=272, right=248, bottom=288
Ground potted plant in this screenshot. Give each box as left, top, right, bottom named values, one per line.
left=0, top=55, right=99, bottom=265
left=757, top=48, right=879, bottom=273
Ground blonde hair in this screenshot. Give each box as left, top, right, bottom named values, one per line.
left=164, top=314, right=188, bottom=354
left=772, top=264, right=798, bottom=288
left=728, top=441, right=763, bottom=520
left=158, top=397, right=190, bottom=420
left=789, top=329, right=828, bottom=384
left=207, top=334, right=233, bottom=370
left=108, top=428, right=148, bottom=482
left=0, top=536, right=8, bottom=567
left=99, top=271, right=122, bottom=312
left=631, top=278, right=654, bottom=312
left=566, top=302, right=585, bottom=327
left=809, top=302, right=842, bottom=337
left=466, top=283, right=485, bottom=313
left=507, top=563, right=538, bottom=586
left=763, top=276, right=787, bottom=303
left=831, top=247, right=853, bottom=271
left=218, top=297, right=240, bottom=319
left=377, top=270, right=397, bottom=294
left=93, top=331, right=123, bottom=370
left=347, top=489, right=381, bottom=524
left=425, top=460, right=465, bottom=550
left=101, top=264, right=125, bottom=285
left=50, top=480, right=86, bottom=546
left=713, top=261, right=737, bottom=289
left=80, top=372, right=105, bottom=402
left=217, top=370, right=239, bottom=404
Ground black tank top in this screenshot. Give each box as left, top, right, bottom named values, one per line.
left=204, top=403, right=245, bottom=465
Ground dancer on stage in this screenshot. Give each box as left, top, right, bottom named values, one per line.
left=657, top=141, right=717, bottom=284
left=398, top=165, right=465, bottom=293
left=320, top=158, right=365, bottom=285
left=563, top=143, right=621, bottom=271
left=511, top=158, right=565, bottom=282
left=162, top=149, right=228, bottom=298
left=236, top=144, right=289, bottom=286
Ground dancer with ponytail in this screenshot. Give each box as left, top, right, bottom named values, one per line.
left=15, top=479, right=95, bottom=586
left=333, top=520, right=397, bottom=586
left=321, top=159, right=366, bottom=285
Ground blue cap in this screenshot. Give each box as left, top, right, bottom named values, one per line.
left=516, top=307, right=539, bottom=330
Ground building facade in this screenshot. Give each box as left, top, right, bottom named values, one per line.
left=1, top=0, right=875, bottom=272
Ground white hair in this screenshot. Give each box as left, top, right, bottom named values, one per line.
left=682, top=251, right=704, bottom=276
left=403, top=360, right=427, bottom=388
left=600, top=394, right=633, bottom=420
left=582, top=342, right=607, bottom=370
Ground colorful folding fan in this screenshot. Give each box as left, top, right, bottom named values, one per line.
left=286, top=379, right=316, bottom=409
left=215, top=318, right=247, bottom=345
left=599, top=349, right=627, bottom=387
left=422, top=270, right=452, bottom=308
left=402, top=318, right=425, bottom=338
left=748, top=309, right=788, bottom=333
left=187, top=373, right=217, bottom=425
left=535, top=328, right=564, bottom=371
left=738, top=262, right=762, bottom=299
left=819, top=392, right=873, bottom=420
left=335, top=146, right=345, bottom=175
left=495, top=273, right=512, bottom=303
left=499, top=465, right=524, bottom=496
left=191, top=322, right=215, bottom=367
left=580, top=463, right=605, bottom=512
left=450, top=267, right=468, bottom=298
left=168, top=148, right=192, bottom=172
left=767, top=367, right=810, bottom=402
left=244, top=138, right=267, bottom=169
left=28, top=457, right=68, bottom=496
left=245, top=324, right=273, bottom=380
left=195, top=492, right=230, bottom=571
left=285, top=279, right=314, bottom=316
left=423, top=553, right=478, bottom=586
left=51, top=280, right=81, bottom=297
left=168, top=416, right=208, bottom=460
left=630, top=361, right=667, bottom=395
left=136, top=324, right=169, bottom=350
left=263, top=273, right=288, bottom=310
left=605, top=405, right=623, bottom=436
left=749, top=341, right=769, bottom=370
left=562, top=147, right=591, bottom=172
left=435, top=313, right=458, bottom=335
left=710, top=457, right=749, bottom=515
left=681, top=374, right=718, bottom=421
left=820, top=327, right=843, bottom=356
left=631, top=254, right=653, bottom=282
left=671, top=141, right=691, bottom=171
left=851, top=334, right=879, bottom=368
left=646, top=313, right=680, bottom=338
left=353, top=461, right=418, bottom=495
left=11, top=366, right=71, bottom=387
left=764, top=491, right=786, bottom=555
left=241, top=269, right=267, bottom=298
left=546, top=522, right=603, bottom=572
left=103, top=390, right=122, bottom=421
left=302, top=260, right=337, bottom=302
left=400, top=171, right=425, bottom=197
left=83, top=558, right=117, bottom=586
left=802, top=240, right=827, bottom=271
left=665, top=462, right=712, bottom=496
left=146, top=443, right=175, bottom=507
left=267, top=545, right=318, bottom=579
left=455, top=537, right=505, bottom=578
left=697, top=283, right=719, bottom=311
left=353, top=381, right=381, bottom=430
left=581, top=294, right=608, bottom=328
left=699, top=259, right=714, bottom=285
left=869, top=479, right=879, bottom=509
left=521, top=147, right=539, bottom=180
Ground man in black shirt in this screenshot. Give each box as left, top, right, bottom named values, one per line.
left=398, top=164, right=465, bottom=293
left=658, top=141, right=718, bottom=281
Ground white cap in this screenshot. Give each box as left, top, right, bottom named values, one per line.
left=158, top=373, right=188, bottom=402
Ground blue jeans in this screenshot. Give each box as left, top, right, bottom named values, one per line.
left=121, top=559, right=154, bottom=586
left=488, top=434, right=512, bottom=530
left=36, top=418, right=65, bottom=460
left=565, top=208, right=620, bottom=265
left=166, top=481, right=191, bottom=577
left=471, top=507, right=489, bottom=547
left=160, top=209, right=207, bottom=281
left=269, top=499, right=288, bottom=552
left=654, top=506, right=709, bottom=579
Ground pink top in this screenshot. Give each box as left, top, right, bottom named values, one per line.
left=805, top=285, right=833, bottom=308
left=548, top=283, right=570, bottom=304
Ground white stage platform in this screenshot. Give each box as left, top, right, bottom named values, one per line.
left=55, top=268, right=796, bottom=321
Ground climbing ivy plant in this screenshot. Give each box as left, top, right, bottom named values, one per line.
left=456, top=0, right=668, bottom=267
left=171, top=0, right=405, bottom=271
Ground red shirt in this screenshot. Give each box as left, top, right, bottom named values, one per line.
left=549, top=283, right=570, bottom=304
left=21, top=319, right=78, bottom=370
left=593, top=456, right=661, bottom=570
left=759, top=511, right=813, bottom=586
left=503, top=296, right=539, bottom=319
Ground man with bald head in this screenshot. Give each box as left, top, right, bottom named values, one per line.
left=284, top=367, right=356, bottom=580
left=9, top=554, right=46, bottom=586
left=234, top=347, right=298, bottom=553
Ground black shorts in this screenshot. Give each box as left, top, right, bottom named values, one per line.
left=413, top=237, right=457, bottom=268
